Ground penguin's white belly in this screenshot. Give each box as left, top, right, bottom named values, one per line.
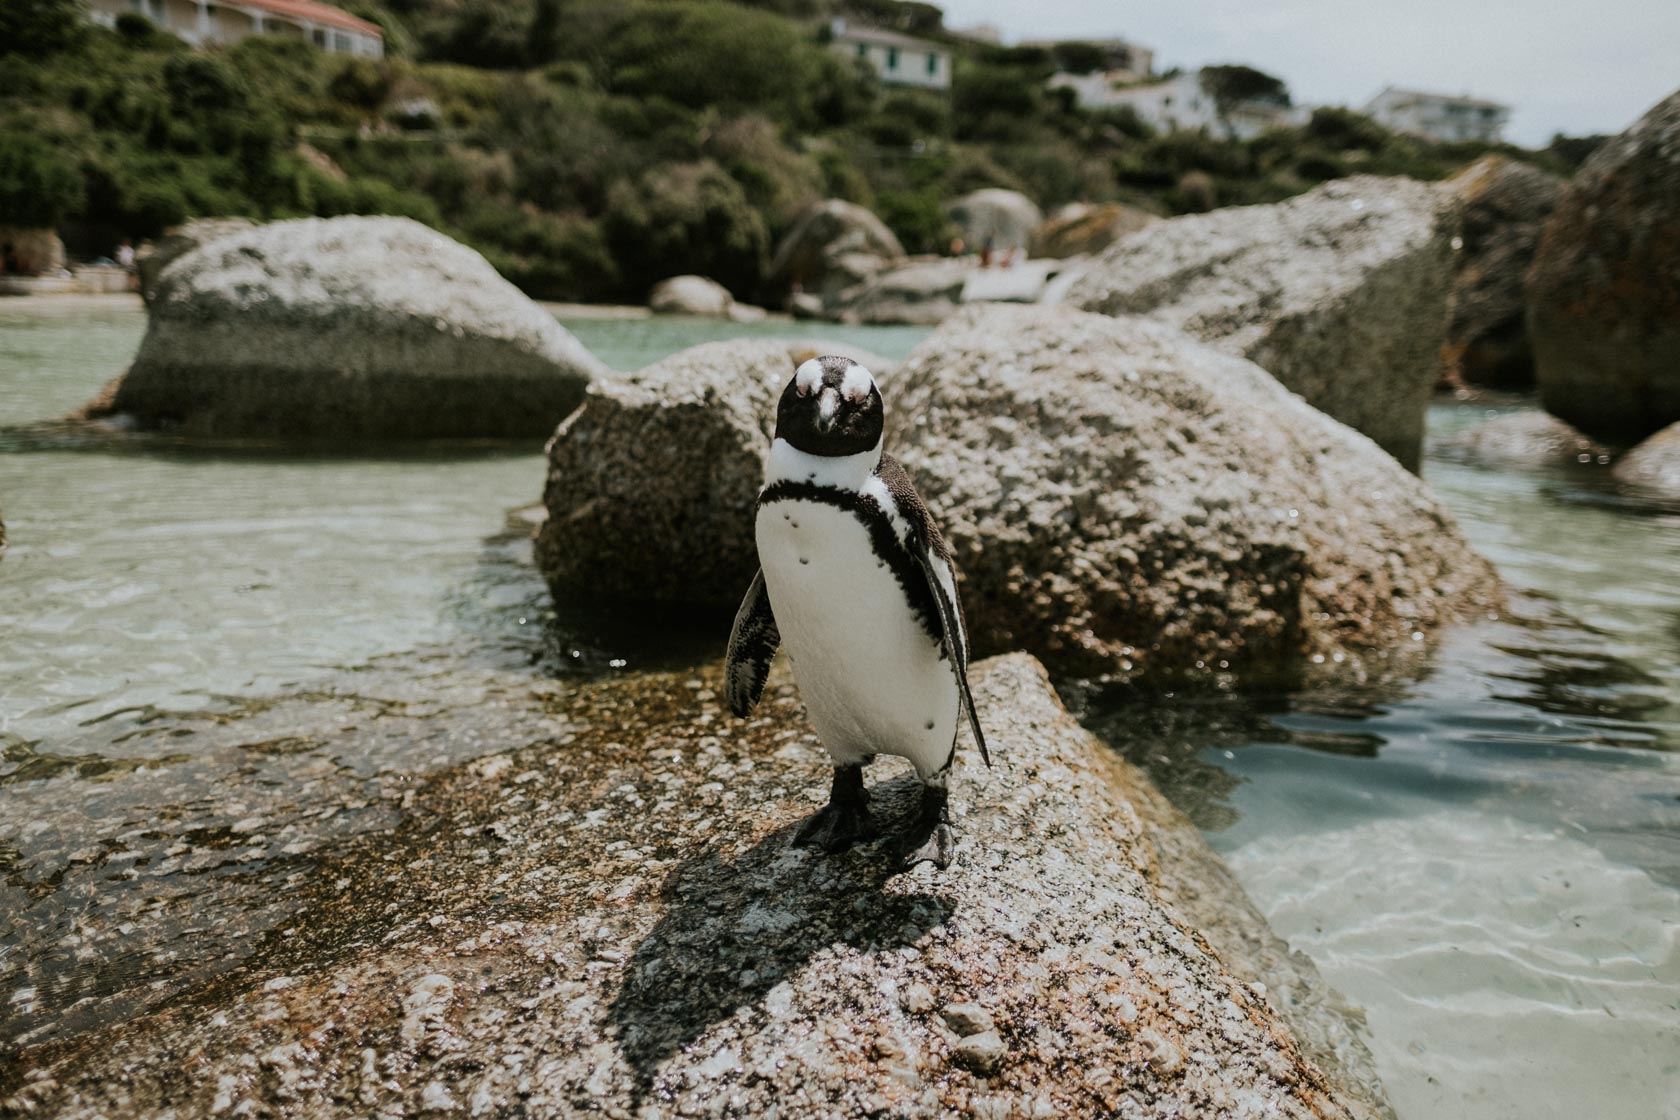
left=756, top=499, right=958, bottom=778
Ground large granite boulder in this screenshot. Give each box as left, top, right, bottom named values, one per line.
left=648, top=274, right=767, bottom=322
left=890, top=305, right=1501, bottom=684
left=1030, top=201, right=1160, bottom=259
left=84, top=217, right=605, bottom=440
left=1613, top=421, right=1680, bottom=501
left=1528, top=89, right=1680, bottom=441
left=1066, top=176, right=1460, bottom=469
left=1440, top=157, right=1563, bottom=388
left=1438, top=410, right=1610, bottom=471
left=766, top=199, right=905, bottom=300
left=829, top=258, right=969, bottom=325
left=947, top=188, right=1042, bottom=253
left=6, top=652, right=1388, bottom=1119
left=535, top=340, right=790, bottom=608
left=134, top=216, right=258, bottom=305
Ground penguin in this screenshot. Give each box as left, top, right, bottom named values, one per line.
left=724, top=355, right=989, bottom=869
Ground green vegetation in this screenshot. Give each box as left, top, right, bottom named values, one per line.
left=1, top=0, right=1589, bottom=301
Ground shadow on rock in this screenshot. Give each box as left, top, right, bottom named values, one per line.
left=609, top=770, right=952, bottom=1101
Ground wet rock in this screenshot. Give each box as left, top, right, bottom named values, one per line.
left=1029, top=202, right=1160, bottom=260
left=84, top=217, right=605, bottom=440
left=829, top=258, right=969, bottom=325
left=649, top=274, right=766, bottom=322
left=890, top=304, right=1501, bottom=684
left=1438, top=410, right=1611, bottom=471
left=947, top=189, right=1043, bottom=253
left=134, top=216, right=257, bottom=305
left=1613, top=422, right=1680, bottom=501
left=1439, top=157, right=1563, bottom=389
left=766, top=199, right=905, bottom=301
left=535, top=339, right=791, bottom=608
left=1528, top=88, right=1680, bottom=441
left=9, top=654, right=1387, bottom=1119
left=1067, top=176, right=1460, bottom=469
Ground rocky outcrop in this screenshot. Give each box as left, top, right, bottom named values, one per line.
left=828, top=258, right=969, bottom=325
left=1030, top=202, right=1160, bottom=259
left=84, top=217, right=605, bottom=440
left=1438, top=410, right=1610, bottom=471
left=1066, top=176, right=1460, bottom=469
left=766, top=199, right=905, bottom=300
left=6, top=653, right=1388, bottom=1120
left=947, top=188, right=1042, bottom=252
left=1528, top=89, right=1680, bottom=441
left=890, top=305, right=1501, bottom=685
left=134, top=217, right=257, bottom=304
left=648, top=274, right=767, bottom=321
left=1613, top=422, right=1680, bottom=501
left=1440, top=157, right=1563, bottom=389
left=535, top=340, right=789, bottom=608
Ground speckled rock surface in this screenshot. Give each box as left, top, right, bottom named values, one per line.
left=1613, top=421, right=1680, bottom=501
left=1438, top=410, right=1612, bottom=471
left=1439, top=157, right=1562, bottom=389
left=535, top=339, right=790, bottom=608
left=948, top=189, right=1043, bottom=253
left=87, top=217, right=605, bottom=439
left=5, top=653, right=1387, bottom=1119
left=766, top=199, right=905, bottom=300
left=1528, top=88, right=1680, bottom=441
left=1030, top=202, right=1160, bottom=260
left=889, top=305, right=1501, bottom=684
left=1066, top=176, right=1460, bottom=469
left=830, top=258, right=970, bottom=325
left=133, top=216, right=257, bottom=305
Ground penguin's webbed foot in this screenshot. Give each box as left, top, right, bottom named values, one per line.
left=792, top=764, right=874, bottom=854
left=899, top=782, right=954, bottom=870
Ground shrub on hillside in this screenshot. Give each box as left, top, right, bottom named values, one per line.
left=602, top=159, right=769, bottom=299
left=0, top=130, right=87, bottom=228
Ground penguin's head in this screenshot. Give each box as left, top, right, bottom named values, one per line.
left=775, top=356, right=883, bottom=458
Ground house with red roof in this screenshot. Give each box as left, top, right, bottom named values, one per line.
left=86, top=0, right=383, bottom=58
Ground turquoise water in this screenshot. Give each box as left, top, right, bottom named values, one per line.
left=1, top=298, right=1675, bottom=1117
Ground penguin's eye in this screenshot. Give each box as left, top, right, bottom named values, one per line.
left=796, top=382, right=811, bottom=397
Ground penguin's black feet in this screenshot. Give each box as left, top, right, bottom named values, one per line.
left=793, top=764, right=874, bottom=854
left=900, top=782, right=954, bottom=870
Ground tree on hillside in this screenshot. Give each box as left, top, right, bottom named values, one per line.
left=1200, top=64, right=1291, bottom=113
left=0, top=0, right=82, bottom=57
left=0, top=131, right=87, bottom=229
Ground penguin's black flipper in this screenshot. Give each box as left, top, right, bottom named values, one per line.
left=911, top=539, right=990, bottom=768
left=725, top=568, right=780, bottom=717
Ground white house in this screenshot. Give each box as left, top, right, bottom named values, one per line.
left=1364, top=87, right=1509, bottom=143
left=1051, top=69, right=1304, bottom=140
left=828, top=20, right=951, bottom=92
left=86, top=0, right=384, bottom=57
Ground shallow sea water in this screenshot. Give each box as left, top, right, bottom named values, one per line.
left=1, top=298, right=1676, bottom=1117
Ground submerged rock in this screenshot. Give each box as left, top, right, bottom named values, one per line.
left=1439, top=410, right=1611, bottom=471
left=1613, top=422, right=1680, bottom=501
left=85, top=217, right=605, bottom=440
left=1066, top=176, right=1459, bottom=469
left=766, top=199, right=905, bottom=300
left=134, top=216, right=257, bottom=305
left=7, top=654, right=1388, bottom=1119
left=890, top=305, right=1501, bottom=684
left=1528, top=88, right=1680, bottom=441
left=535, top=339, right=789, bottom=608
left=1440, top=157, right=1562, bottom=389
left=947, top=188, right=1043, bottom=253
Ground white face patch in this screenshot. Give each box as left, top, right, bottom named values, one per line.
left=794, top=359, right=824, bottom=395
left=817, top=386, right=840, bottom=425
left=840, top=363, right=875, bottom=403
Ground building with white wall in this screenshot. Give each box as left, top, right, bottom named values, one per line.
left=1364, top=87, right=1509, bottom=143
left=828, top=20, right=951, bottom=91
left=1050, top=69, right=1304, bottom=140
left=86, top=0, right=384, bottom=57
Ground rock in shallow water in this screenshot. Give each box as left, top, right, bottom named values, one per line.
left=1612, top=421, right=1680, bottom=501
left=84, top=216, right=605, bottom=440
left=7, top=654, right=1388, bottom=1119
left=890, top=305, right=1501, bottom=684
left=1067, top=176, right=1459, bottom=469
left=1438, top=410, right=1611, bottom=471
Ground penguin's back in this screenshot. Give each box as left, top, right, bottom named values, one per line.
left=755, top=485, right=959, bottom=778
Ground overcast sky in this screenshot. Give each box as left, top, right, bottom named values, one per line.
left=936, top=0, right=1676, bottom=147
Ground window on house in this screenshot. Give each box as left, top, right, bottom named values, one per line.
left=856, top=42, right=867, bottom=58
left=887, top=47, right=898, bottom=70
left=927, top=52, right=938, bottom=76
left=333, top=30, right=351, bottom=51
left=313, top=28, right=326, bottom=44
